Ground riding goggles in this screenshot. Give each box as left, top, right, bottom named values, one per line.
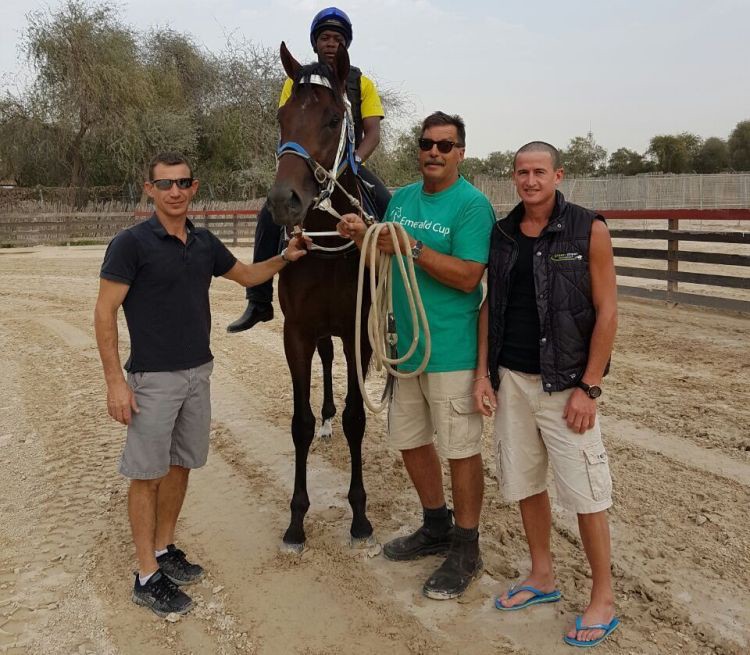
left=418, top=138, right=464, bottom=154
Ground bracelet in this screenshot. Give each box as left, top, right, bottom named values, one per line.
left=280, top=248, right=291, bottom=264
left=473, top=374, right=489, bottom=382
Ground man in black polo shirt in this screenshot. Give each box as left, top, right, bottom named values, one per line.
left=94, top=152, right=308, bottom=617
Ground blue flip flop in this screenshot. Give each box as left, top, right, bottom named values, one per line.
left=563, top=615, right=620, bottom=648
left=494, top=585, right=562, bottom=611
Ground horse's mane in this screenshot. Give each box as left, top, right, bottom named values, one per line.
left=291, top=61, right=342, bottom=103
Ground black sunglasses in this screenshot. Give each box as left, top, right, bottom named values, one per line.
left=150, top=177, right=194, bottom=190
left=418, top=138, right=464, bottom=154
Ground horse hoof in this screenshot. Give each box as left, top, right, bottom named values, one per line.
left=279, top=541, right=305, bottom=555
left=317, top=418, right=333, bottom=441
left=350, top=534, right=381, bottom=557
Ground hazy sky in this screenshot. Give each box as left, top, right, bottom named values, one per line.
left=1, top=0, right=748, bottom=158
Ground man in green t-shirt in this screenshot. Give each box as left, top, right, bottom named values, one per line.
left=337, top=111, right=495, bottom=600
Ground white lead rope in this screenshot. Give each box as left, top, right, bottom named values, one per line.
left=354, top=222, right=431, bottom=413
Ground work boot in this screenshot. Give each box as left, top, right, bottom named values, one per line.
left=157, top=544, right=204, bottom=586
left=132, top=570, right=194, bottom=617
left=422, top=526, right=483, bottom=600
left=226, top=301, right=273, bottom=333
left=383, top=506, right=453, bottom=561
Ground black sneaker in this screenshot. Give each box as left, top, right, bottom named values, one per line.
left=422, top=534, right=483, bottom=600
left=132, top=570, right=193, bottom=617
left=226, top=301, right=273, bottom=333
left=383, top=524, right=454, bottom=561
left=157, top=544, right=204, bottom=586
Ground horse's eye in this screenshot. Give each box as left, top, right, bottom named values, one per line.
left=328, top=115, right=341, bottom=129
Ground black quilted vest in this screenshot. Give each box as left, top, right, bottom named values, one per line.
left=488, top=191, right=607, bottom=392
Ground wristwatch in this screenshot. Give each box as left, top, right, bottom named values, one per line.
left=577, top=381, right=602, bottom=399
left=410, top=239, right=424, bottom=260
left=280, top=248, right=291, bottom=263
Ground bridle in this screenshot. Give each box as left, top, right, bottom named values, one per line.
left=275, top=74, right=375, bottom=253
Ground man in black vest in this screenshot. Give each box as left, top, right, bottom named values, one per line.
left=226, top=6, right=390, bottom=332
left=474, top=142, right=620, bottom=648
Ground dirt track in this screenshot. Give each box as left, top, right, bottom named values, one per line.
left=0, top=245, right=748, bottom=655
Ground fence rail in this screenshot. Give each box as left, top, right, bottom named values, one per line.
left=1, top=208, right=748, bottom=314
left=601, top=209, right=750, bottom=314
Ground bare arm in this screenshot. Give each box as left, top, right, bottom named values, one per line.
left=222, top=235, right=310, bottom=287
left=473, top=298, right=496, bottom=416
left=356, top=117, right=381, bottom=162
left=564, top=219, right=618, bottom=433
left=376, top=225, right=485, bottom=293
left=94, top=278, right=139, bottom=425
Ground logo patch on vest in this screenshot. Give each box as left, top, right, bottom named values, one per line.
left=550, top=252, right=583, bottom=262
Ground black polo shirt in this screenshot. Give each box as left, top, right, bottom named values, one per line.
left=100, top=214, right=237, bottom=372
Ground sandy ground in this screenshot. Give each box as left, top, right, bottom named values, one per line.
left=0, top=245, right=748, bottom=655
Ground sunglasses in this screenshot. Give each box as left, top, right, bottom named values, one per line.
left=418, top=138, right=464, bottom=154
left=150, top=178, right=194, bottom=190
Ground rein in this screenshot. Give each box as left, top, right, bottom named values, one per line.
left=276, top=74, right=374, bottom=253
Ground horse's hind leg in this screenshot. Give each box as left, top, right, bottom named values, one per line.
left=282, top=328, right=317, bottom=552
left=316, top=336, right=336, bottom=441
left=341, top=335, right=374, bottom=545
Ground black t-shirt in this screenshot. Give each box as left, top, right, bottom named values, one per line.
left=499, top=230, right=541, bottom=374
left=100, top=214, right=237, bottom=372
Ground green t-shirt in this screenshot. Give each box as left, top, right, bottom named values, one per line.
left=384, top=176, right=495, bottom=372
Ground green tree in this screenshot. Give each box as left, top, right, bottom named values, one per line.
left=728, top=120, right=750, bottom=171
left=561, top=132, right=607, bottom=177
left=647, top=132, right=702, bottom=173
left=484, top=150, right=514, bottom=177
left=694, top=137, right=729, bottom=173
left=607, top=147, right=651, bottom=176
left=23, top=1, right=152, bottom=187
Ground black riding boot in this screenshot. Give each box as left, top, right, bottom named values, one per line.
left=226, top=301, right=274, bottom=333
left=422, top=525, right=482, bottom=600
left=383, top=505, right=454, bottom=561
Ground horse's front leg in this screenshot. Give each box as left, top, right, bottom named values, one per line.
left=341, top=332, right=374, bottom=545
left=316, top=336, right=336, bottom=441
left=282, top=326, right=317, bottom=552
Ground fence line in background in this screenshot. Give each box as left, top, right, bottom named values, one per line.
left=1, top=208, right=748, bottom=314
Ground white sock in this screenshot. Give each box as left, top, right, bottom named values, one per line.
left=138, top=570, right=157, bottom=586
left=155, top=548, right=168, bottom=558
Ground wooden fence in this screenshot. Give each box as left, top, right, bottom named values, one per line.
left=1, top=208, right=748, bottom=314
left=0, top=210, right=260, bottom=247
left=601, top=209, right=750, bottom=314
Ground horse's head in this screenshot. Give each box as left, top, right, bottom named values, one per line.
left=267, top=41, right=350, bottom=229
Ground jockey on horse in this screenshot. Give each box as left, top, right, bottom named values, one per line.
left=227, top=6, right=390, bottom=333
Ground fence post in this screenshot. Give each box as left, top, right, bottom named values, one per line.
left=232, top=213, right=238, bottom=246
left=667, top=218, right=679, bottom=302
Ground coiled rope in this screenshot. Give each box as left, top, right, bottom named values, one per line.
left=354, top=222, right=431, bottom=413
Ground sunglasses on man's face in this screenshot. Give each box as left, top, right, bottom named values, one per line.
left=418, top=138, right=464, bottom=154
left=150, top=178, right=194, bottom=191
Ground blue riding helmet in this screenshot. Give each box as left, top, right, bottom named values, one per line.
left=310, top=7, right=353, bottom=49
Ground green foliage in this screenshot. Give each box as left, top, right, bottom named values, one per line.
left=607, top=148, right=652, bottom=176
left=561, top=132, right=607, bottom=177
left=728, top=120, right=750, bottom=171
left=647, top=133, right=702, bottom=173
left=694, top=137, right=729, bottom=173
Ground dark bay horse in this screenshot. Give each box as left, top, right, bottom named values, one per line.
left=266, top=42, right=375, bottom=552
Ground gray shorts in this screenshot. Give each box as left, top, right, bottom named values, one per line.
left=119, top=361, right=214, bottom=480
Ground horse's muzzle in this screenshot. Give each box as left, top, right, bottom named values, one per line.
left=267, top=183, right=308, bottom=227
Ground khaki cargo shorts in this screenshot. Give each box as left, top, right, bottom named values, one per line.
left=493, top=367, right=613, bottom=514
left=388, top=370, right=482, bottom=460
left=119, top=361, right=213, bottom=480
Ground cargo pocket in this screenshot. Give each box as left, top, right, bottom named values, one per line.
left=448, top=394, right=482, bottom=454
left=583, top=445, right=612, bottom=502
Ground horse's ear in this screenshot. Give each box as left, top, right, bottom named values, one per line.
left=332, top=43, right=350, bottom=91
left=280, top=41, right=301, bottom=80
